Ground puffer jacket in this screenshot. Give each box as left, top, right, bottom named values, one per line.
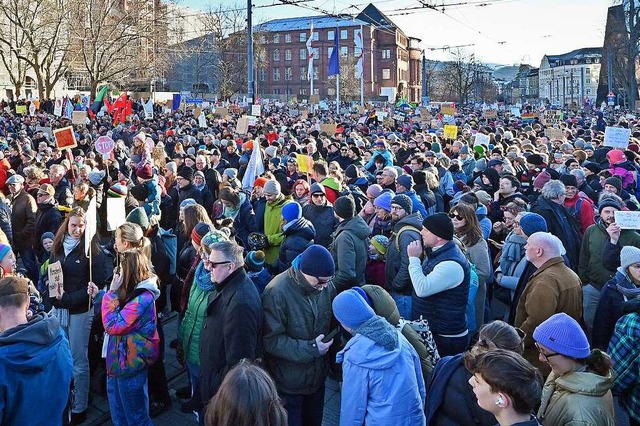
left=385, top=213, right=422, bottom=295
left=330, top=215, right=371, bottom=292
left=262, top=260, right=336, bottom=395
left=8, top=189, right=36, bottom=250
left=277, top=217, right=315, bottom=273
left=538, top=368, right=616, bottom=426
left=592, top=268, right=638, bottom=350
left=102, top=277, right=160, bottom=377
left=302, top=200, right=337, bottom=248
left=264, top=194, right=291, bottom=265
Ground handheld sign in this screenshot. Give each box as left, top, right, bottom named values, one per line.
left=251, top=104, right=261, bottom=116
left=53, top=126, right=77, bottom=150
left=72, top=111, right=87, bottom=125
left=95, top=136, right=115, bottom=158
left=604, top=126, right=632, bottom=149
left=48, top=261, right=64, bottom=298
left=614, top=211, right=640, bottom=229
left=443, top=125, right=458, bottom=140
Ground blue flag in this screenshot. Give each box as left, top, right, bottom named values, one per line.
left=328, top=27, right=340, bottom=76
left=172, top=94, right=181, bottom=111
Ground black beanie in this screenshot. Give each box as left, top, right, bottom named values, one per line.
left=604, top=177, right=622, bottom=194
left=422, top=213, right=454, bottom=241
left=391, top=194, right=413, bottom=214
left=412, top=170, right=426, bottom=185
left=559, top=174, right=578, bottom=188
left=334, top=196, right=355, bottom=220
left=178, top=166, right=194, bottom=182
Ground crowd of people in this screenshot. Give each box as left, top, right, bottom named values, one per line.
left=0, top=97, right=639, bottom=426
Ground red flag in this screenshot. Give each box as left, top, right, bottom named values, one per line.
left=104, top=96, right=112, bottom=113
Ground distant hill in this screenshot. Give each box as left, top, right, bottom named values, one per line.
left=492, top=65, right=521, bottom=81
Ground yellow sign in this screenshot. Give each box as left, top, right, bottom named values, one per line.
left=16, top=105, right=27, bottom=114
left=296, top=154, right=313, bottom=173
left=441, top=105, right=456, bottom=115
left=443, top=125, right=458, bottom=140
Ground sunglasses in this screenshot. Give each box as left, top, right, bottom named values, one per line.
left=449, top=213, right=463, bottom=221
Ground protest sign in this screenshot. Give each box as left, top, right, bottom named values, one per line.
left=615, top=211, right=640, bottom=229
left=510, top=107, right=521, bottom=117
left=443, top=125, right=458, bottom=140
left=198, top=113, right=207, bottom=128
left=441, top=104, right=455, bottom=115
left=544, top=110, right=563, bottom=126
left=475, top=133, right=490, bottom=147
left=545, top=128, right=564, bottom=141
left=29, top=103, right=36, bottom=116
left=48, top=261, right=64, bottom=298
left=309, top=95, right=319, bottom=104
left=16, top=105, right=27, bottom=114
left=236, top=117, right=249, bottom=135
left=72, top=111, right=87, bottom=125
left=214, top=107, right=228, bottom=117
left=54, top=99, right=63, bottom=116
left=320, top=124, right=336, bottom=135
left=95, top=136, right=115, bottom=158
left=53, top=126, right=77, bottom=149
left=604, top=126, right=632, bottom=149
left=251, top=104, right=261, bottom=116
left=296, top=154, right=313, bottom=173
left=483, top=109, right=497, bottom=119
left=106, top=198, right=127, bottom=231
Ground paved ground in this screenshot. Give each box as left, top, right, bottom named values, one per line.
left=86, top=312, right=341, bottom=425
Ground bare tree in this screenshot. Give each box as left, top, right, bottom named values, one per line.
left=67, top=0, right=173, bottom=98
left=439, top=49, right=479, bottom=105
left=0, top=0, right=31, bottom=98
left=614, top=0, right=639, bottom=105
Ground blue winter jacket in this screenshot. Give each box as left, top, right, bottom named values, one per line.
left=337, top=317, right=426, bottom=426
left=0, top=313, right=73, bottom=426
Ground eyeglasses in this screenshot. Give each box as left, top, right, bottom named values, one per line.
left=535, top=342, right=561, bottom=361
left=449, top=213, right=463, bottom=221
left=513, top=221, right=521, bottom=228
left=209, top=261, right=231, bottom=268
left=390, top=205, right=404, bottom=211
left=340, top=149, right=348, bottom=152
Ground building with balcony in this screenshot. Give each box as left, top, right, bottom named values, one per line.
left=538, top=47, right=601, bottom=106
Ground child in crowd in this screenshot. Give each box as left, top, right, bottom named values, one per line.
left=365, top=234, right=388, bottom=288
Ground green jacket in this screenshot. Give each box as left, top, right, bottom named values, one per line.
left=579, top=221, right=640, bottom=290
left=329, top=215, right=371, bottom=292
left=264, top=194, right=291, bottom=265
left=179, top=279, right=215, bottom=365
left=262, top=265, right=336, bottom=395
left=538, top=368, right=615, bottom=426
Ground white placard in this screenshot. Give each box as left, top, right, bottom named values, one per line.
left=475, top=133, right=490, bottom=147
left=615, top=211, right=640, bottom=229
left=251, top=104, right=261, bottom=116
left=106, top=197, right=127, bottom=231
left=604, top=126, right=632, bottom=149
left=198, top=113, right=207, bottom=129
left=47, top=260, right=64, bottom=298
left=376, top=111, right=387, bottom=119
left=510, top=107, right=521, bottom=117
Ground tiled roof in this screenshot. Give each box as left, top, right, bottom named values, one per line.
left=255, top=15, right=369, bottom=32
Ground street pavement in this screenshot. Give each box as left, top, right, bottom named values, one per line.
left=86, top=312, right=341, bottom=425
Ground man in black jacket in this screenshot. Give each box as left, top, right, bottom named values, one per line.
left=199, top=240, right=262, bottom=402
left=33, top=183, right=62, bottom=262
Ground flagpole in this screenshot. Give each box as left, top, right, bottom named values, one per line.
left=360, top=25, right=364, bottom=107
left=336, top=74, right=340, bottom=115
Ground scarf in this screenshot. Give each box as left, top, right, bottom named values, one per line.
left=194, top=261, right=215, bottom=292
left=617, top=283, right=640, bottom=300
left=63, top=234, right=81, bottom=257
left=223, top=192, right=245, bottom=220
left=499, top=231, right=527, bottom=275
left=194, top=181, right=205, bottom=191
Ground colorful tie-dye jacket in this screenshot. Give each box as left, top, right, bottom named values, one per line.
left=102, top=276, right=160, bottom=377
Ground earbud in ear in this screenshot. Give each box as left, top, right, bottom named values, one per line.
left=495, top=396, right=505, bottom=406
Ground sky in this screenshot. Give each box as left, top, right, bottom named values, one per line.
left=177, top=0, right=612, bottom=67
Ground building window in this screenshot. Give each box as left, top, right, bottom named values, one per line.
left=313, top=31, right=319, bottom=41
left=328, top=30, right=334, bottom=41
left=585, top=68, right=590, bottom=74
left=341, top=46, right=348, bottom=57
left=299, top=88, right=307, bottom=95
left=273, top=49, right=280, bottom=61
left=285, top=34, right=292, bottom=43
left=299, top=32, right=306, bottom=42
left=300, top=48, right=306, bottom=60
left=313, top=68, right=319, bottom=80
left=259, top=35, right=266, bottom=44
left=300, top=66, right=307, bottom=80
left=273, top=68, right=280, bottom=81
left=382, top=68, right=391, bottom=79
left=273, top=34, right=280, bottom=43
left=382, top=49, right=391, bottom=59
left=274, top=88, right=281, bottom=94
left=285, top=67, right=292, bottom=81
left=285, top=49, right=292, bottom=61
left=340, top=29, right=348, bottom=40
left=285, top=88, right=291, bottom=95
left=586, top=78, right=591, bottom=84
left=259, top=69, right=266, bottom=82
left=313, top=47, right=319, bottom=58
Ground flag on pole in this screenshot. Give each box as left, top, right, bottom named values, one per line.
left=241, top=138, right=265, bottom=190
left=354, top=28, right=364, bottom=79
left=144, top=99, right=154, bottom=119
left=85, top=197, right=97, bottom=255
left=64, top=97, right=74, bottom=119
left=306, top=22, right=315, bottom=80
left=328, top=27, right=340, bottom=76
left=90, top=85, right=109, bottom=114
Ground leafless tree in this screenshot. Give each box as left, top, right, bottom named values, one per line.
left=439, top=49, right=480, bottom=105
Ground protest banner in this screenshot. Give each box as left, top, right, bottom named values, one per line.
left=53, top=126, right=77, bottom=149
left=236, top=117, right=249, bottom=135
left=443, top=125, right=458, bottom=140
left=441, top=104, right=456, bottom=115
left=106, top=198, right=127, bottom=231
left=543, top=110, right=563, bottom=126
left=604, top=126, right=632, bottom=149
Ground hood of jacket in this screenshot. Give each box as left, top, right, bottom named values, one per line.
left=136, top=276, right=161, bottom=300
left=337, top=316, right=400, bottom=368
left=362, top=284, right=400, bottom=326
left=554, top=369, right=614, bottom=397
left=394, top=211, right=423, bottom=230
left=284, top=217, right=316, bottom=239
left=0, top=313, right=66, bottom=374
left=337, top=215, right=371, bottom=239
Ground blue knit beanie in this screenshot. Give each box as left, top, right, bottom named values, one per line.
left=520, top=213, right=547, bottom=237
left=282, top=202, right=302, bottom=223
left=298, top=244, right=335, bottom=277
left=373, top=191, right=394, bottom=212
left=533, top=313, right=590, bottom=359
left=180, top=198, right=197, bottom=209
left=0, top=244, right=11, bottom=261
left=333, top=289, right=376, bottom=330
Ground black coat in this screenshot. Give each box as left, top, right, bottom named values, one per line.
left=302, top=202, right=337, bottom=249
left=178, top=183, right=204, bottom=207
left=53, top=177, right=74, bottom=207
left=0, top=197, right=12, bottom=244
left=277, top=218, right=315, bottom=273
left=199, top=268, right=262, bottom=401
left=33, top=202, right=62, bottom=259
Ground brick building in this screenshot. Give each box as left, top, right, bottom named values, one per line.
left=254, top=3, right=422, bottom=102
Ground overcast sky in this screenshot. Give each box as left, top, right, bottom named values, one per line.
left=179, top=0, right=611, bottom=67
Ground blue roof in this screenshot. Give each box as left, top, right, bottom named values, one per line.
left=255, top=15, right=369, bottom=32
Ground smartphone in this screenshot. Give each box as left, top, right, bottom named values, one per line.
left=322, top=327, right=340, bottom=343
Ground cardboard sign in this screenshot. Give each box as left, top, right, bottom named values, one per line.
left=53, top=126, right=77, bottom=149
left=214, top=107, right=228, bottom=117
left=251, top=104, right=261, bottom=116
left=296, top=154, right=313, bottom=173
left=309, top=95, right=319, bottom=104
left=198, top=113, right=207, bottom=129
left=443, top=125, right=458, bottom=140
left=106, top=197, right=127, bottom=231
left=544, top=110, right=563, bottom=126
left=320, top=124, right=336, bottom=135
left=16, top=105, right=27, bottom=114
left=615, top=211, right=640, bottom=229
left=95, top=136, right=115, bottom=157
left=604, top=126, right=632, bottom=149
left=376, top=111, right=387, bottom=120
left=47, top=260, right=64, bottom=298
left=441, top=105, right=456, bottom=115
left=36, top=126, right=52, bottom=138
left=474, top=133, right=490, bottom=147
left=236, top=117, right=249, bottom=135
left=545, top=128, right=564, bottom=141
left=510, top=107, right=521, bottom=117
left=72, top=111, right=87, bottom=125
left=483, top=109, right=497, bottom=119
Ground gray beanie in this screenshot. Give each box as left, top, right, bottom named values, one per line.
left=620, top=246, right=640, bottom=271
left=165, top=162, right=177, bottom=174
left=263, top=180, right=281, bottom=195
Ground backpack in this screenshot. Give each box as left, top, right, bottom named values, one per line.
left=398, top=316, right=440, bottom=378
left=157, top=227, right=177, bottom=276
left=393, top=224, right=421, bottom=251
left=341, top=185, right=369, bottom=213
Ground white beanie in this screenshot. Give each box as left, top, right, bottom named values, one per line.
left=620, top=246, right=640, bottom=271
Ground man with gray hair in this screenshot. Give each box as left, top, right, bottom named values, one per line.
left=514, top=232, right=582, bottom=376
left=199, top=240, right=263, bottom=403
left=531, top=180, right=582, bottom=270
